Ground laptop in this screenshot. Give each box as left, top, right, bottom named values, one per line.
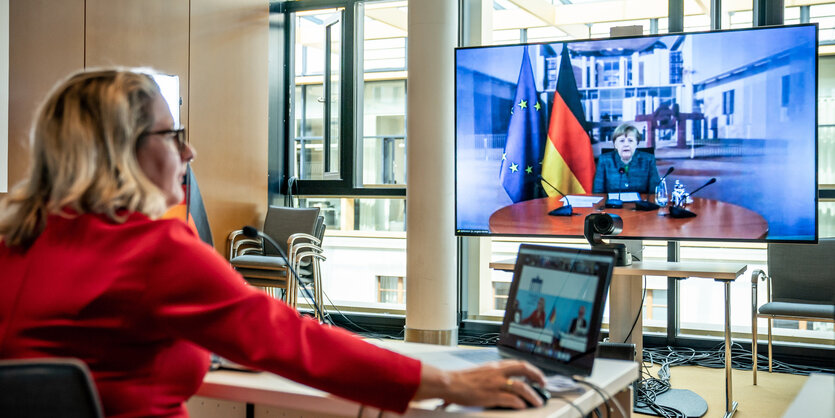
left=430, top=244, right=615, bottom=379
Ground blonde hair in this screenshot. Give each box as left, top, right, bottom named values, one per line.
left=0, top=68, right=169, bottom=249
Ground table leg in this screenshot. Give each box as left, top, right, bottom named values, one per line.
left=723, top=281, right=738, bottom=418
left=609, top=273, right=643, bottom=360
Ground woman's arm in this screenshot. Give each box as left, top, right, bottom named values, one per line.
left=592, top=156, right=609, bottom=193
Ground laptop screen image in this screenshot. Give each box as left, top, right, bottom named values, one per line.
left=496, top=244, right=615, bottom=377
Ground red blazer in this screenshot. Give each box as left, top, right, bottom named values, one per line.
left=0, top=212, right=421, bottom=417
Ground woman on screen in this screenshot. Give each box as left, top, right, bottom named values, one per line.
left=0, top=68, right=546, bottom=417
left=520, top=297, right=547, bottom=328
left=592, top=123, right=661, bottom=194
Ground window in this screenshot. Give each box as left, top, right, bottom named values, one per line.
left=282, top=0, right=407, bottom=198
left=787, top=2, right=835, bottom=43
left=493, top=281, right=510, bottom=310
left=643, top=289, right=668, bottom=321
left=274, top=1, right=835, bottom=359
left=722, top=1, right=753, bottom=29
left=722, top=90, right=734, bottom=115
left=292, top=8, right=344, bottom=180
left=782, top=74, right=791, bottom=107
left=377, top=276, right=405, bottom=304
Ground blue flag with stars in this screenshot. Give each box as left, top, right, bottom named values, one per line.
left=500, top=46, right=545, bottom=203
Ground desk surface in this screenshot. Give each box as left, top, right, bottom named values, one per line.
left=489, top=259, right=747, bottom=281
left=782, top=373, right=835, bottom=418
left=198, top=339, right=638, bottom=417
left=489, top=196, right=768, bottom=240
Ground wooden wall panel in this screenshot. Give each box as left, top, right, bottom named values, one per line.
left=189, top=0, right=269, bottom=252
left=5, top=0, right=84, bottom=196
left=85, top=0, right=190, bottom=142
left=5, top=0, right=269, bottom=255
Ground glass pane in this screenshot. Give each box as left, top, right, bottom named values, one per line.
left=363, top=81, right=407, bottom=185
left=678, top=242, right=767, bottom=337
left=811, top=4, right=835, bottom=43
left=327, top=19, right=341, bottom=174
left=362, top=1, right=408, bottom=186
left=722, top=1, right=752, bottom=29
left=820, top=202, right=835, bottom=238
left=821, top=57, right=835, bottom=185
left=683, top=0, right=711, bottom=32
left=320, top=234, right=406, bottom=309
left=293, top=9, right=343, bottom=180
left=489, top=0, right=669, bottom=46
left=294, top=85, right=325, bottom=179
left=493, top=281, right=510, bottom=310
left=296, top=197, right=406, bottom=232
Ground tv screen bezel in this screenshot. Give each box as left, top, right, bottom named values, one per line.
left=453, top=23, right=819, bottom=244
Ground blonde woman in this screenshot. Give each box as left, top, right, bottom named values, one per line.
left=592, top=122, right=661, bottom=195
left=0, top=68, right=545, bottom=417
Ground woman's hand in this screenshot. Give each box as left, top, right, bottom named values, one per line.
left=413, top=360, right=547, bottom=409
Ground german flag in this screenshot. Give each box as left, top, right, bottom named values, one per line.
left=541, top=44, right=594, bottom=195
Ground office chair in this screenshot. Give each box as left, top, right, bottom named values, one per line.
left=751, top=238, right=835, bottom=384
left=0, top=358, right=103, bottom=418
left=228, top=206, right=321, bottom=308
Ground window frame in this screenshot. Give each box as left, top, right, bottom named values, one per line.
left=276, top=0, right=406, bottom=198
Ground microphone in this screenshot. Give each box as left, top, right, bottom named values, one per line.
left=688, top=177, right=716, bottom=196
left=242, top=226, right=327, bottom=323
left=538, top=175, right=574, bottom=216
left=605, top=168, right=625, bottom=209
left=634, top=166, right=675, bottom=211
left=668, top=178, right=717, bottom=219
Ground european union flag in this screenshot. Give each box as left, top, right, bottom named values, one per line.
left=500, top=46, right=546, bottom=203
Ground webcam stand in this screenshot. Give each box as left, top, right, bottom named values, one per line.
left=592, top=242, right=632, bottom=266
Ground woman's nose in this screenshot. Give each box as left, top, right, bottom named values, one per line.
left=182, top=143, right=196, bottom=163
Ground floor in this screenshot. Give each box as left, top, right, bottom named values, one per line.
left=633, top=364, right=808, bottom=418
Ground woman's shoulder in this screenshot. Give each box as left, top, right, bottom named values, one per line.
left=635, top=150, right=657, bottom=161
left=65, top=211, right=202, bottom=252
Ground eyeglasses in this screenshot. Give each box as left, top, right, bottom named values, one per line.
left=140, top=127, right=188, bottom=153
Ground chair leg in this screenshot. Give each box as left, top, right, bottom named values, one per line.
left=287, top=273, right=297, bottom=310
left=752, top=314, right=758, bottom=385
left=315, top=260, right=324, bottom=322
left=767, top=317, right=773, bottom=373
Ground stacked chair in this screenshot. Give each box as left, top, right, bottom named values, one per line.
left=228, top=206, right=328, bottom=321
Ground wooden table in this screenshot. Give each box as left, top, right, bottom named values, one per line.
left=489, top=259, right=747, bottom=418
left=195, top=339, right=639, bottom=417
left=489, top=196, right=768, bottom=240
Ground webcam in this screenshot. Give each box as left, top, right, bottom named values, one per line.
left=584, top=213, right=632, bottom=266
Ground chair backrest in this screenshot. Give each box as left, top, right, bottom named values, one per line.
left=314, top=215, right=326, bottom=242
left=0, top=358, right=103, bottom=418
left=767, top=238, right=835, bottom=305
left=262, top=206, right=321, bottom=256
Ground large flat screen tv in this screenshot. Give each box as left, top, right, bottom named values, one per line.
left=455, top=24, right=818, bottom=242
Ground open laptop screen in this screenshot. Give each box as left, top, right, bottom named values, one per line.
left=497, top=244, right=614, bottom=377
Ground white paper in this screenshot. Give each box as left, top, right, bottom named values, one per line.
left=607, top=192, right=641, bottom=202
left=561, top=195, right=603, bottom=208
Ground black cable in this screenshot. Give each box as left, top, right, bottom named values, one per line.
left=320, top=290, right=405, bottom=340
left=643, top=343, right=835, bottom=375
left=623, top=274, right=647, bottom=343
left=549, top=393, right=587, bottom=418
left=573, top=378, right=627, bottom=418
